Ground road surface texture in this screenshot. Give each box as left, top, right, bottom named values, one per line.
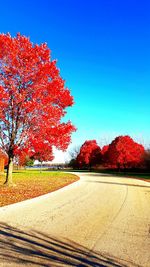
left=0, top=172, right=150, bottom=267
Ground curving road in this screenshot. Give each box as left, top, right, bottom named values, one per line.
left=0, top=172, right=150, bottom=267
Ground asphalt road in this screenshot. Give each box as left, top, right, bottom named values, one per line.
left=0, top=172, right=150, bottom=267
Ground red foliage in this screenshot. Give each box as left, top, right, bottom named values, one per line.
left=32, top=140, right=54, bottom=162
left=101, top=145, right=109, bottom=155
left=101, top=145, right=109, bottom=165
left=17, top=142, right=54, bottom=166
left=17, top=151, right=29, bottom=167
left=76, top=140, right=101, bottom=169
left=0, top=33, right=75, bottom=173
left=104, top=136, right=145, bottom=169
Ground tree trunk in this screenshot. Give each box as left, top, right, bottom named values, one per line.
left=89, top=163, right=92, bottom=172
left=4, top=156, right=14, bottom=186
left=117, top=163, right=120, bottom=172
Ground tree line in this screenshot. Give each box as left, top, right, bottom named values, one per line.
left=68, top=136, right=150, bottom=171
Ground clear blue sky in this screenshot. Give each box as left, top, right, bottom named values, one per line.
left=1, top=0, right=150, bottom=149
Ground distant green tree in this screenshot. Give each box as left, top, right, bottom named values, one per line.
left=68, top=146, right=80, bottom=169
left=25, top=157, right=34, bottom=167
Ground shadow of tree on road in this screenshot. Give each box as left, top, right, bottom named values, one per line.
left=0, top=223, right=134, bottom=267
left=83, top=180, right=150, bottom=189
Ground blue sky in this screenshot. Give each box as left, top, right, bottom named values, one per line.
left=1, top=0, right=150, bottom=154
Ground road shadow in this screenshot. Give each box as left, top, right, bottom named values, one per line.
left=0, top=222, right=135, bottom=267
left=83, top=180, right=150, bottom=189
left=71, top=171, right=111, bottom=177
left=82, top=173, right=111, bottom=177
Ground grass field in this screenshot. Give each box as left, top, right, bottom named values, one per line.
left=0, top=170, right=79, bottom=207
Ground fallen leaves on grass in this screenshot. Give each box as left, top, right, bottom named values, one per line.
left=0, top=170, right=79, bottom=207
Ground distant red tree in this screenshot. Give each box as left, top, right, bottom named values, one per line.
left=0, top=150, right=8, bottom=167
left=105, top=136, right=145, bottom=170
left=76, top=140, right=101, bottom=169
left=101, top=145, right=109, bottom=165
left=101, top=145, right=109, bottom=155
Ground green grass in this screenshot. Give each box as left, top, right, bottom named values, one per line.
left=0, top=170, right=79, bottom=207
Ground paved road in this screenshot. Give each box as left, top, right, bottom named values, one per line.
left=0, top=172, right=150, bottom=267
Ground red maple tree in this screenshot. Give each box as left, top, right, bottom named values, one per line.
left=76, top=140, right=101, bottom=169
left=105, top=136, right=145, bottom=170
left=101, top=145, right=109, bottom=155
left=101, top=145, right=109, bottom=165
left=0, top=33, right=75, bottom=185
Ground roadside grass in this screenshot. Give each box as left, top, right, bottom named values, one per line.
left=0, top=170, right=79, bottom=207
